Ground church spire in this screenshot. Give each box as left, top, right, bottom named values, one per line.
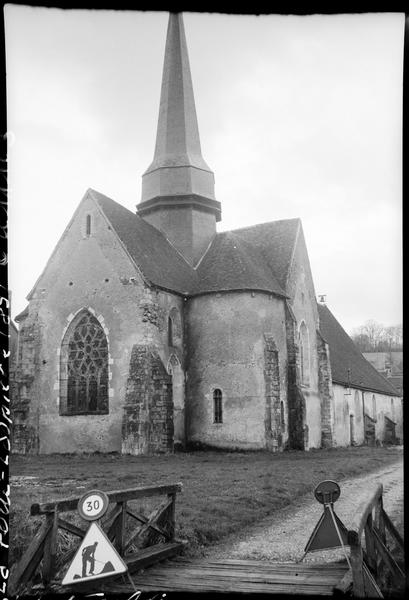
left=146, top=12, right=212, bottom=176
left=137, top=12, right=221, bottom=265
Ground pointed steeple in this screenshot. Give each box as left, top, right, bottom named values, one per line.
left=137, top=13, right=221, bottom=265
left=145, top=12, right=212, bottom=176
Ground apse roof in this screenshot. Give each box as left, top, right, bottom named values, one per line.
left=192, top=231, right=287, bottom=297
left=231, top=219, right=300, bottom=289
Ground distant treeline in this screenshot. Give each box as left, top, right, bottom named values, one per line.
left=351, top=321, right=403, bottom=353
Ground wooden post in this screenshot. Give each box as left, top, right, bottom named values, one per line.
left=349, top=532, right=366, bottom=597
left=8, top=518, right=53, bottom=595
left=364, top=512, right=377, bottom=576
left=168, top=492, right=176, bottom=542
left=112, top=501, right=126, bottom=555
left=42, top=509, right=59, bottom=584
left=378, top=497, right=386, bottom=545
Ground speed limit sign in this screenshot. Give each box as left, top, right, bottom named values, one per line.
left=77, top=489, right=109, bottom=521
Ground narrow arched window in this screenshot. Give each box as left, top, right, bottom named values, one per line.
left=168, top=316, right=173, bottom=347
left=299, top=322, right=310, bottom=385
left=86, top=214, right=91, bottom=236
left=372, top=394, right=376, bottom=420
left=213, top=389, right=223, bottom=423
left=60, top=310, right=109, bottom=415
left=280, top=401, right=285, bottom=429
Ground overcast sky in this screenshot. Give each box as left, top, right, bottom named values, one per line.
left=5, top=7, right=403, bottom=334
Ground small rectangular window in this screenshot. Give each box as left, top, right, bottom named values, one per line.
left=213, top=389, right=223, bottom=423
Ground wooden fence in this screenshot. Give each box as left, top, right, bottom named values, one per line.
left=8, top=482, right=184, bottom=596
left=337, top=483, right=405, bottom=597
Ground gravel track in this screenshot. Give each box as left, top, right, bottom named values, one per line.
left=204, top=453, right=403, bottom=563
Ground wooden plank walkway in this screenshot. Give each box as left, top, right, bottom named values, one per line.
left=103, top=557, right=350, bottom=595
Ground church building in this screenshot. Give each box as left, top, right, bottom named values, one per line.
left=11, top=13, right=401, bottom=454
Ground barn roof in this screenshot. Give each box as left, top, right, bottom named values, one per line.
left=318, top=304, right=399, bottom=397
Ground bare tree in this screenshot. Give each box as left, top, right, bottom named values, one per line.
left=351, top=321, right=402, bottom=352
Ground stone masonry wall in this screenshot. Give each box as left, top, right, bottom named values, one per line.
left=316, top=330, right=334, bottom=447
left=11, top=311, right=42, bottom=453
left=122, top=345, right=173, bottom=455
left=11, top=192, right=184, bottom=454
left=185, top=291, right=288, bottom=449
left=264, top=335, right=283, bottom=451
left=285, top=302, right=305, bottom=450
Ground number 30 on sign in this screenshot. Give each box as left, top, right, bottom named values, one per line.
left=77, top=490, right=109, bottom=521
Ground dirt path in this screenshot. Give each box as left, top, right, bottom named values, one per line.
left=204, top=454, right=403, bottom=563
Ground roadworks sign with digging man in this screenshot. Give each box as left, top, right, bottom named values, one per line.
left=62, top=521, right=127, bottom=585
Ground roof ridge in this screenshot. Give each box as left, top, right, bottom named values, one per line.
left=227, top=217, right=301, bottom=235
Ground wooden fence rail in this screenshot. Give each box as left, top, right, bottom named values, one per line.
left=347, top=483, right=404, bottom=597
left=9, top=482, right=184, bottom=596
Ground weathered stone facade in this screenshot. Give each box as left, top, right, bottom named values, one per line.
left=122, top=345, right=173, bottom=455
left=284, top=302, right=305, bottom=450
left=263, top=335, right=282, bottom=451
left=316, top=330, right=334, bottom=448
left=185, top=291, right=288, bottom=449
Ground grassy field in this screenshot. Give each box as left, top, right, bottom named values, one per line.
left=10, top=446, right=402, bottom=567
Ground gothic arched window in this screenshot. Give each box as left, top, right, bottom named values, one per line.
left=60, top=310, right=109, bottom=415
left=372, top=394, right=377, bottom=420
left=168, top=316, right=173, bottom=347
left=299, top=322, right=310, bottom=385
left=213, top=389, right=223, bottom=424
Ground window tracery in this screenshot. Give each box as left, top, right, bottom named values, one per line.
left=60, top=311, right=109, bottom=415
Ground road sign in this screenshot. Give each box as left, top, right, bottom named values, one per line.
left=300, top=480, right=349, bottom=563
left=62, top=521, right=127, bottom=586
left=304, top=505, right=348, bottom=553
left=77, top=489, right=109, bottom=521
left=314, top=479, right=341, bottom=504
left=314, top=480, right=341, bottom=505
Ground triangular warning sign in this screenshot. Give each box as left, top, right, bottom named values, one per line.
left=62, top=521, right=127, bottom=586
left=304, top=506, right=348, bottom=553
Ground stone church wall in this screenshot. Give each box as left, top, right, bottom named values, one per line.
left=316, top=330, right=335, bottom=447
left=122, top=345, right=173, bottom=454
left=12, top=195, right=184, bottom=454
left=285, top=226, right=322, bottom=449
left=185, top=291, right=287, bottom=449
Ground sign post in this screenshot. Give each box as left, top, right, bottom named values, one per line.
left=61, top=489, right=128, bottom=587
left=300, top=480, right=350, bottom=565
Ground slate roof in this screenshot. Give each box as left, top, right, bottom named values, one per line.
left=231, top=219, right=300, bottom=289
left=91, top=189, right=197, bottom=295
left=91, top=190, right=295, bottom=299
left=318, top=304, right=399, bottom=397
left=191, top=231, right=287, bottom=297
